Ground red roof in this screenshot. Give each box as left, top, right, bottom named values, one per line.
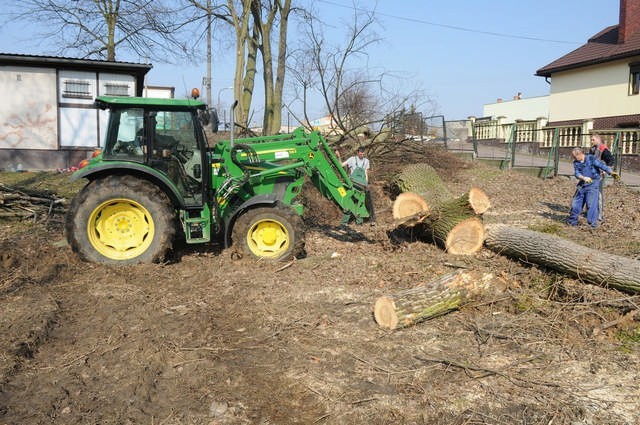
left=536, top=25, right=640, bottom=77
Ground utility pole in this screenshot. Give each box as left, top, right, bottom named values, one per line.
left=205, top=0, right=212, bottom=109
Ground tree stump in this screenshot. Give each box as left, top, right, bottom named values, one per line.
left=484, top=224, right=640, bottom=294
left=374, top=270, right=493, bottom=330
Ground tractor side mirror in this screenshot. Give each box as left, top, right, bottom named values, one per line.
left=193, top=164, right=202, bottom=179
left=198, top=109, right=211, bottom=126
left=210, top=108, right=220, bottom=133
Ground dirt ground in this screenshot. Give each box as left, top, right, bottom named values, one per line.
left=1, top=144, right=640, bottom=425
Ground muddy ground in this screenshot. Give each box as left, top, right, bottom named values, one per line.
left=1, top=145, right=640, bottom=425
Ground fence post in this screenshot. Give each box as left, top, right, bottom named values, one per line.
left=553, top=128, right=560, bottom=177
left=614, top=132, right=622, bottom=175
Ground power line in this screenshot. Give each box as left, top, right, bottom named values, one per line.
left=316, top=0, right=581, bottom=45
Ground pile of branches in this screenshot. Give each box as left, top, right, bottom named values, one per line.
left=0, top=183, right=67, bottom=222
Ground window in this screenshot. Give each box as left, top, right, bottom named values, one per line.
left=104, top=83, right=130, bottom=97
left=103, top=108, right=144, bottom=160
left=629, top=62, right=640, bottom=95
left=62, top=80, right=92, bottom=99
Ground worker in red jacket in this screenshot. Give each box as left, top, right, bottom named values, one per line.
left=588, top=133, right=615, bottom=222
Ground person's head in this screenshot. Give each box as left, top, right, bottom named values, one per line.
left=356, top=147, right=366, bottom=159
left=571, top=147, right=585, bottom=161
left=590, top=133, right=603, bottom=147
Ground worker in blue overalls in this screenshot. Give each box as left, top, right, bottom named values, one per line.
left=567, top=147, right=618, bottom=229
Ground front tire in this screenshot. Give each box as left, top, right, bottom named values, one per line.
left=66, top=175, right=175, bottom=264
left=232, top=206, right=305, bottom=260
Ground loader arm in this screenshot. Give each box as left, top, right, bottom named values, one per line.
left=210, top=128, right=370, bottom=221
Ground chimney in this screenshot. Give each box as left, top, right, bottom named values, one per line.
left=618, top=0, right=640, bottom=43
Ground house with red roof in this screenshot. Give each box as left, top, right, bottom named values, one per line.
left=535, top=0, right=640, bottom=161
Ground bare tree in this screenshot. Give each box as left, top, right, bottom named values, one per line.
left=251, top=0, right=291, bottom=135
left=216, top=0, right=256, bottom=131
left=208, top=0, right=291, bottom=134
left=5, top=0, right=194, bottom=62
left=288, top=4, right=434, bottom=149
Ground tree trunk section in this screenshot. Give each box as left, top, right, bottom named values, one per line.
left=484, top=224, right=640, bottom=294
left=374, top=270, right=492, bottom=330
left=438, top=217, right=485, bottom=255
left=390, top=163, right=452, bottom=205
left=391, top=164, right=490, bottom=255
left=466, top=187, right=491, bottom=214
left=392, top=192, right=430, bottom=226
left=414, top=193, right=487, bottom=254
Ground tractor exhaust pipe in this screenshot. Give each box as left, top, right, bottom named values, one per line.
left=230, top=100, right=238, bottom=148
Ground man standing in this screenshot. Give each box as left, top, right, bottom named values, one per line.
left=337, top=147, right=376, bottom=226
left=588, top=133, right=615, bottom=222
left=568, top=147, right=617, bottom=229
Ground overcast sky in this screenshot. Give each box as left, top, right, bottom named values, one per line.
left=0, top=0, right=620, bottom=123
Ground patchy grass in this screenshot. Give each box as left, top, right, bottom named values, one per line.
left=0, top=171, right=85, bottom=199
left=528, top=221, right=564, bottom=235
left=616, top=326, right=640, bottom=348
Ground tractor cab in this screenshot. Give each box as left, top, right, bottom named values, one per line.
left=98, top=96, right=209, bottom=208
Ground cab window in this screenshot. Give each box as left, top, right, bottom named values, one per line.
left=103, top=108, right=144, bottom=160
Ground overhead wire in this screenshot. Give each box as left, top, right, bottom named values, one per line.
left=316, top=0, right=582, bottom=45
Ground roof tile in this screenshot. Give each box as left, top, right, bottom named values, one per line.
left=536, top=25, right=640, bottom=76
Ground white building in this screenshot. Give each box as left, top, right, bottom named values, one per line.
left=0, top=54, right=151, bottom=170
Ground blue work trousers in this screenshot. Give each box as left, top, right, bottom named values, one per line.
left=597, top=175, right=606, bottom=221
left=568, top=182, right=600, bottom=228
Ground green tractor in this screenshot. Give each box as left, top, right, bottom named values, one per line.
left=66, top=96, right=371, bottom=264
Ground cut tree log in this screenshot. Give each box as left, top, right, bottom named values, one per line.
left=428, top=216, right=485, bottom=255
left=393, top=190, right=489, bottom=255
left=484, top=224, right=640, bottom=294
left=374, top=270, right=493, bottom=330
left=392, top=192, right=430, bottom=226
left=391, top=164, right=491, bottom=255
left=390, top=163, right=452, bottom=205
left=459, top=187, right=491, bottom=215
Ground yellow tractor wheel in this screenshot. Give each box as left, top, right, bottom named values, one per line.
left=66, top=176, right=175, bottom=264
left=87, top=198, right=155, bottom=261
left=232, top=206, right=305, bottom=260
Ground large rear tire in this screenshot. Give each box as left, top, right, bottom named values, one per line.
left=66, top=175, right=175, bottom=264
left=232, top=205, right=305, bottom=260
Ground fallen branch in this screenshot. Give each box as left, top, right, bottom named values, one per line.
left=0, top=183, right=67, bottom=221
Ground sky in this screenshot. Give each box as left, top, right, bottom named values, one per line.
left=0, top=0, right=621, bottom=123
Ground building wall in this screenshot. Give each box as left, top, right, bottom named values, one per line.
left=58, top=70, right=136, bottom=149
left=549, top=58, right=640, bottom=122
left=482, top=95, right=549, bottom=123
left=143, top=86, right=174, bottom=98
left=0, top=66, right=58, bottom=150
left=0, top=65, right=140, bottom=170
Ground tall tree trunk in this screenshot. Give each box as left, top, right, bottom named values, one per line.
left=241, top=25, right=259, bottom=130
left=229, top=0, right=253, bottom=130
left=254, top=0, right=290, bottom=135
left=261, top=15, right=275, bottom=134
left=272, top=0, right=290, bottom=134
left=102, top=0, right=119, bottom=61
